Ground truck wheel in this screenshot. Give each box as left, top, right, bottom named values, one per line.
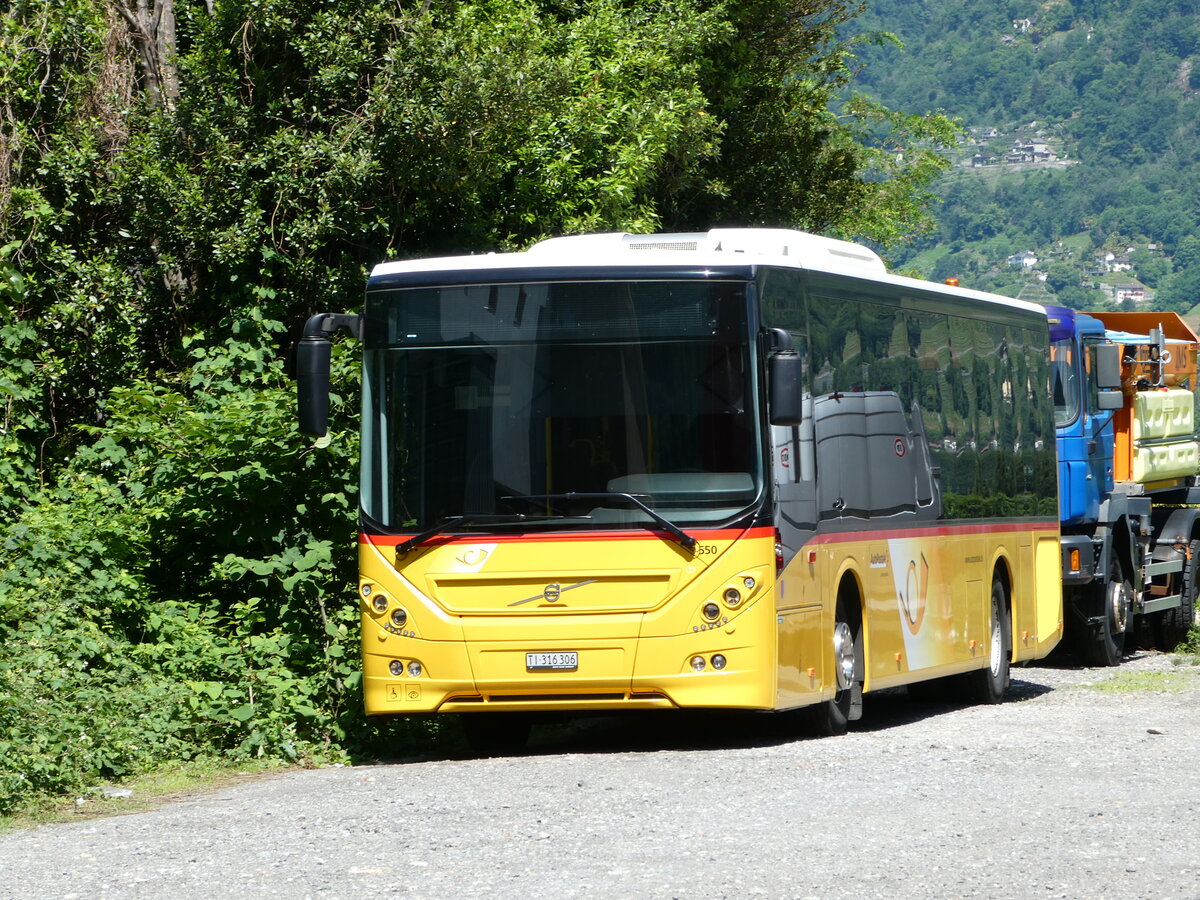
left=1160, top=539, right=1200, bottom=649
left=964, top=578, right=1011, bottom=704
left=1086, top=562, right=1130, bottom=667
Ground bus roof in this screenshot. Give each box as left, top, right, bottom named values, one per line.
left=369, top=228, right=1048, bottom=319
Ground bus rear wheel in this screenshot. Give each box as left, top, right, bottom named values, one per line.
left=964, top=578, right=1010, bottom=704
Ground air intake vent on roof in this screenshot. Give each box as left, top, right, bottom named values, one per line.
left=828, top=247, right=882, bottom=265
left=627, top=240, right=699, bottom=251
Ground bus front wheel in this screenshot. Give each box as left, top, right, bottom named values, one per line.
left=806, top=598, right=861, bottom=736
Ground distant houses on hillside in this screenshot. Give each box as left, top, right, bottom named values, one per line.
left=998, top=245, right=1155, bottom=307
left=1095, top=251, right=1133, bottom=273
left=1004, top=140, right=1056, bottom=163
left=1113, top=284, right=1146, bottom=304
left=968, top=127, right=1069, bottom=168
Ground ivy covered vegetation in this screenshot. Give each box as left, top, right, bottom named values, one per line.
left=0, top=0, right=955, bottom=814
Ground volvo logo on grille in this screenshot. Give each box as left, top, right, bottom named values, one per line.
left=509, top=579, right=597, bottom=607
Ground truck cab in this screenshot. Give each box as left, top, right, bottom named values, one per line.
left=1047, top=304, right=1200, bottom=664
left=1051, top=308, right=1116, bottom=529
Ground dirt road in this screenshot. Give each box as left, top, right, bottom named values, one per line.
left=2, top=651, right=1198, bottom=899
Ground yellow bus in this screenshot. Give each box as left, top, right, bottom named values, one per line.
left=297, top=228, right=1062, bottom=750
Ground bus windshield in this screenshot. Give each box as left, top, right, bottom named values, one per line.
left=360, top=279, right=763, bottom=533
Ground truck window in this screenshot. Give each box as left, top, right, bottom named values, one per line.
left=1050, top=338, right=1079, bottom=427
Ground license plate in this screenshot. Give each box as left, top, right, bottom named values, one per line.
left=526, top=651, right=578, bottom=671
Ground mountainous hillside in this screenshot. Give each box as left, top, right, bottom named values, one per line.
left=851, top=0, right=1200, bottom=313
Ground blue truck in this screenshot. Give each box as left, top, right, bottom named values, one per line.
left=1049, top=305, right=1200, bottom=664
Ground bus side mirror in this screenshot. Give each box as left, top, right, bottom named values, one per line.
left=767, top=329, right=803, bottom=426
left=297, top=337, right=333, bottom=436
left=1095, top=343, right=1122, bottom=390
left=296, top=313, right=362, bottom=437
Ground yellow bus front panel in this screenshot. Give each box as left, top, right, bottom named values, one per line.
left=359, top=527, right=781, bottom=715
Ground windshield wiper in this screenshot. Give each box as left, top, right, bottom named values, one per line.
left=395, top=513, right=563, bottom=555
left=503, top=492, right=697, bottom=551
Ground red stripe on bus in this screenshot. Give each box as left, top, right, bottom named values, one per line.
left=361, top=525, right=777, bottom=547
left=361, top=520, right=1055, bottom=548
left=807, top=520, right=1059, bottom=545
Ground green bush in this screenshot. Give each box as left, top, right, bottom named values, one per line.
left=1179, top=623, right=1200, bottom=657
left=0, top=318, right=379, bottom=813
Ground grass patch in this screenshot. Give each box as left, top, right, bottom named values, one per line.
left=0, top=758, right=295, bottom=833
left=1170, top=624, right=1200, bottom=665
left=897, top=244, right=952, bottom=279
left=1076, top=669, right=1200, bottom=695
left=1094, top=272, right=1146, bottom=288
left=1059, top=232, right=1092, bottom=255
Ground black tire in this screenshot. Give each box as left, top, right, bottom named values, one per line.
left=1160, top=539, right=1200, bottom=649
left=459, top=714, right=532, bottom=756
left=1085, top=562, right=1130, bottom=667
left=805, top=598, right=859, bottom=736
left=964, top=578, right=1011, bottom=704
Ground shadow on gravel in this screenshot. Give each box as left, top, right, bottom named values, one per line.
left=1041, top=641, right=1162, bottom=672
left=372, top=665, right=1076, bottom=764
left=370, top=647, right=1175, bottom=764
left=372, top=710, right=806, bottom=762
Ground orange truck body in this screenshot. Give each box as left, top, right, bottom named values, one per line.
left=1088, top=311, right=1200, bottom=484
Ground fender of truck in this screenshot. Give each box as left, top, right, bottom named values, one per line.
left=1153, top=505, right=1200, bottom=550
left=1096, top=493, right=1152, bottom=589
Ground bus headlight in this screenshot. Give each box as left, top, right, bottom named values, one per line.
left=372, top=594, right=389, bottom=613
left=711, top=654, right=727, bottom=670
left=391, top=608, right=408, bottom=628
left=389, top=660, right=404, bottom=676
left=723, top=588, right=742, bottom=607
left=702, top=602, right=721, bottom=620
left=690, top=655, right=706, bottom=672
left=407, top=661, right=422, bottom=677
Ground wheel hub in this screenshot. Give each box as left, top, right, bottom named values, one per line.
left=832, top=621, right=855, bottom=690
left=989, top=612, right=1003, bottom=675
left=1108, top=579, right=1131, bottom=634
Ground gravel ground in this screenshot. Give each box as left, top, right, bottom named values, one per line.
left=2, top=650, right=1199, bottom=900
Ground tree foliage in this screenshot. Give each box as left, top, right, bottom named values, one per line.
left=0, top=0, right=953, bottom=812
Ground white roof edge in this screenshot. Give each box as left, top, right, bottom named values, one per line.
left=373, top=228, right=886, bottom=277
left=369, top=228, right=1046, bottom=318
left=870, top=268, right=1048, bottom=316
left=527, top=228, right=887, bottom=274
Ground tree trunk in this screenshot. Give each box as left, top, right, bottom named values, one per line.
left=112, top=0, right=179, bottom=110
